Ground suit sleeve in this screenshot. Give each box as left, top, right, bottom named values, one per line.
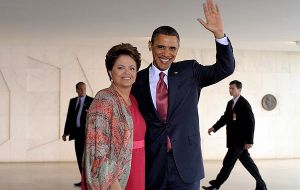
left=63, top=99, right=73, bottom=135
left=193, top=40, right=235, bottom=87
left=213, top=102, right=231, bottom=132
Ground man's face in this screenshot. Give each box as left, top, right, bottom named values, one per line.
left=76, top=84, right=86, bottom=97
left=149, top=34, right=179, bottom=71
left=229, top=84, right=241, bottom=98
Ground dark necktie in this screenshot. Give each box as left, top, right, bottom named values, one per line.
left=75, top=98, right=82, bottom=127
left=156, top=72, right=172, bottom=151
left=75, top=99, right=81, bottom=113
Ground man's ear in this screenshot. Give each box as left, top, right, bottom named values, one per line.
left=148, top=41, right=152, bottom=51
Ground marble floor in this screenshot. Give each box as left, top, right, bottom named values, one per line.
left=0, top=159, right=299, bottom=190
left=202, top=159, right=300, bottom=190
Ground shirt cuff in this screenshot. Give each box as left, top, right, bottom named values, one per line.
left=215, top=36, right=229, bottom=45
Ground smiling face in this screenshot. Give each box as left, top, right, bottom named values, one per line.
left=149, top=34, right=179, bottom=71
left=108, top=55, right=137, bottom=89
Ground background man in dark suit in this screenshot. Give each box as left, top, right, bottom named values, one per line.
left=62, top=82, right=93, bottom=187
left=203, top=80, right=267, bottom=190
left=132, top=0, right=235, bottom=189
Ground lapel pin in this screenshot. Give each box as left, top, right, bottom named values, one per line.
left=173, top=71, right=178, bottom=75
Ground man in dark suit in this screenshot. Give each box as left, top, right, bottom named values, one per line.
left=132, top=0, right=235, bottom=189
left=62, top=82, right=93, bottom=187
left=203, top=80, right=267, bottom=190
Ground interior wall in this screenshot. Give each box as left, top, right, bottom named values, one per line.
left=199, top=49, right=300, bottom=159
left=0, top=42, right=299, bottom=162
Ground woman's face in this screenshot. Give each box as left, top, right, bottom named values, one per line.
left=109, top=55, right=137, bottom=89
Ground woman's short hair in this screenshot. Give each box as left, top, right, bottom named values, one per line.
left=105, top=43, right=141, bottom=80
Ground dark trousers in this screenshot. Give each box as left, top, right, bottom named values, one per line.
left=161, top=151, right=200, bottom=190
left=213, top=146, right=266, bottom=189
left=75, top=136, right=84, bottom=175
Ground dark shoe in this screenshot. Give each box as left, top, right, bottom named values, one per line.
left=202, top=185, right=219, bottom=190
left=255, top=186, right=267, bottom=190
left=74, top=182, right=81, bottom=187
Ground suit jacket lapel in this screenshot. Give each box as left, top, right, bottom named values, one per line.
left=232, top=96, right=242, bottom=111
left=72, top=98, right=78, bottom=111
left=167, top=64, right=180, bottom=119
left=83, top=96, right=90, bottom=108
left=226, top=99, right=234, bottom=116
left=233, top=95, right=243, bottom=110
left=142, top=65, right=158, bottom=117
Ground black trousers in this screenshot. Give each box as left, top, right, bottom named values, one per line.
left=75, top=136, right=85, bottom=175
left=213, top=146, right=266, bottom=188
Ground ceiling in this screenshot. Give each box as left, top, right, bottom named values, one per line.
left=1, top=0, right=300, bottom=51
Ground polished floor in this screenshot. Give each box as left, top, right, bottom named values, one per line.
left=0, top=159, right=299, bottom=190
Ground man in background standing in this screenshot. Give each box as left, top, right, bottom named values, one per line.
left=62, top=82, right=93, bottom=187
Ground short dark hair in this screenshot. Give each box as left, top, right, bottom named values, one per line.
left=76, top=82, right=85, bottom=89
left=229, top=80, right=242, bottom=89
left=105, top=43, right=141, bottom=80
left=151, top=26, right=180, bottom=43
